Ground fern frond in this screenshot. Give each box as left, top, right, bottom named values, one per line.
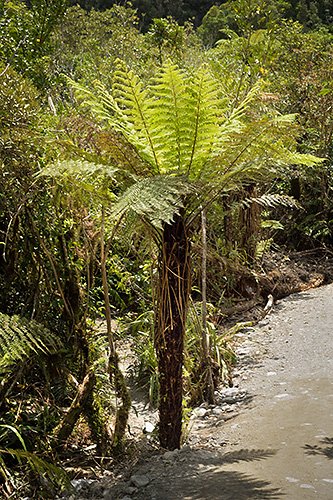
left=185, top=64, right=221, bottom=175
left=39, top=159, right=122, bottom=204
left=0, top=447, right=69, bottom=488
left=112, top=61, right=161, bottom=172
left=206, top=107, right=323, bottom=189
left=40, top=159, right=119, bottom=181
left=65, top=76, right=117, bottom=125
left=252, top=193, right=301, bottom=209
left=283, top=150, right=324, bottom=167
left=109, top=174, right=194, bottom=228
left=149, top=61, right=188, bottom=171
left=229, top=81, right=264, bottom=122
left=149, top=62, right=222, bottom=175
left=0, top=313, right=62, bottom=372
left=66, top=74, right=159, bottom=175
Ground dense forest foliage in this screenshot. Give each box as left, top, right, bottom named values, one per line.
left=0, top=0, right=332, bottom=497
left=66, top=0, right=333, bottom=31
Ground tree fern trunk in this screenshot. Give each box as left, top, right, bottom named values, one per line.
left=155, top=213, right=191, bottom=450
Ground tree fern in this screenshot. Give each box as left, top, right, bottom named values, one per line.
left=48, top=58, right=326, bottom=450
left=63, top=60, right=323, bottom=230
left=0, top=313, right=62, bottom=372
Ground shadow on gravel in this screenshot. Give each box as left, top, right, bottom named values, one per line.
left=148, top=448, right=284, bottom=500
left=221, top=448, right=277, bottom=464
left=179, top=471, right=283, bottom=499
left=304, top=437, right=333, bottom=460
left=273, top=293, right=314, bottom=314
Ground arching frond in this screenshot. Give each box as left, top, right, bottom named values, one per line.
left=205, top=108, right=324, bottom=190
left=249, top=193, right=301, bottom=209
left=67, top=73, right=159, bottom=175
left=149, top=61, right=188, bottom=171
left=0, top=313, right=61, bottom=372
left=109, top=174, right=194, bottom=228
left=112, top=61, right=161, bottom=173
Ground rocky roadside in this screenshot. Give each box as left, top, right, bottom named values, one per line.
left=55, top=320, right=274, bottom=500
left=55, top=253, right=333, bottom=500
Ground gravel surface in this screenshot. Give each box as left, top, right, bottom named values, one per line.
left=58, top=284, right=333, bottom=500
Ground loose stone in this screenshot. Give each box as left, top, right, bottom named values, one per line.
left=130, top=474, right=150, bottom=487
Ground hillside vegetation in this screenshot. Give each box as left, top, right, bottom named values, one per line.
left=0, top=1, right=332, bottom=497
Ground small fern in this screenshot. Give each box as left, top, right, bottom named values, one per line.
left=0, top=313, right=62, bottom=372
left=0, top=425, right=69, bottom=495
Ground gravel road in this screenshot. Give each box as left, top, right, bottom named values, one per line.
left=60, top=283, right=333, bottom=500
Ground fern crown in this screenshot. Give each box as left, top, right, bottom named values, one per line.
left=55, top=60, right=323, bottom=228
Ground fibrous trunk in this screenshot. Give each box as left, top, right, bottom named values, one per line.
left=155, top=213, right=191, bottom=450
left=239, top=184, right=261, bottom=263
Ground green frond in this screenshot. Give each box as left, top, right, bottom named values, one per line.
left=39, top=159, right=121, bottom=203
left=65, top=76, right=117, bottom=125
left=0, top=313, right=62, bottom=373
left=0, top=447, right=69, bottom=489
left=66, top=74, right=159, bottom=174
left=109, top=174, right=194, bottom=228
left=149, top=62, right=222, bottom=175
left=212, top=83, right=264, bottom=154
left=185, top=65, right=221, bottom=174
left=112, top=61, right=161, bottom=172
left=250, top=193, right=301, bottom=209
left=41, top=159, right=119, bottom=181
left=149, top=61, right=188, bottom=171
left=206, top=106, right=324, bottom=189
left=64, top=76, right=97, bottom=104
left=229, top=81, right=264, bottom=122
left=283, top=150, right=325, bottom=167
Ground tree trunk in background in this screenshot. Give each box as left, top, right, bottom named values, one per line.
left=290, top=177, right=301, bottom=201
left=53, top=372, right=95, bottom=449
left=239, top=184, right=261, bottom=263
left=223, top=195, right=234, bottom=256
left=201, top=208, right=215, bottom=404
left=155, top=213, right=191, bottom=450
